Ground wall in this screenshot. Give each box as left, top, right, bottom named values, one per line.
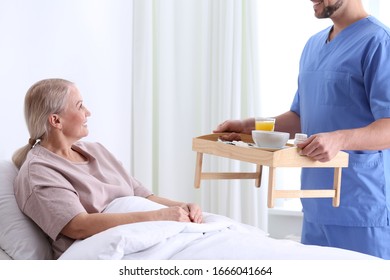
left=268, top=208, right=303, bottom=241
left=0, top=0, right=133, bottom=170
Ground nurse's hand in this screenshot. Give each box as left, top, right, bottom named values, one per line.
left=213, top=118, right=255, bottom=141
left=214, top=119, right=245, bottom=133
left=297, top=132, right=343, bottom=162
left=213, top=120, right=244, bottom=141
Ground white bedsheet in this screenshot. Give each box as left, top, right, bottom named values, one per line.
left=59, top=196, right=380, bottom=260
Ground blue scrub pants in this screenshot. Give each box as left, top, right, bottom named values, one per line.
left=301, top=218, right=390, bottom=259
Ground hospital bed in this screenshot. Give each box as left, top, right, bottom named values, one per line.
left=0, top=159, right=380, bottom=260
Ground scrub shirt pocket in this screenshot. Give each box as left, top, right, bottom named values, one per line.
left=343, top=152, right=386, bottom=208
left=321, top=71, right=351, bottom=107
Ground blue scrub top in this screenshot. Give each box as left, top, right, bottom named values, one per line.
left=290, top=16, right=390, bottom=227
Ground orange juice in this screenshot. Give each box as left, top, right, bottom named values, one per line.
left=255, top=121, right=275, bottom=131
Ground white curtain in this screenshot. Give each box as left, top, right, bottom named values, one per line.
left=132, top=0, right=267, bottom=230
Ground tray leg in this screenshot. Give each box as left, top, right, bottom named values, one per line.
left=267, top=167, right=276, bottom=208
left=194, top=152, right=203, bottom=188
left=332, top=167, right=342, bottom=207
left=255, top=165, right=262, bottom=188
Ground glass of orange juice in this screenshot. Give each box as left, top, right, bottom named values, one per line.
left=255, top=117, right=275, bottom=131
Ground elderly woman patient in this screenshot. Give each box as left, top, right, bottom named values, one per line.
left=12, top=78, right=203, bottom=259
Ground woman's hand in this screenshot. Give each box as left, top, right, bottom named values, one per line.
left=156, top=204, right=203, bottom=223
left=180, top=203, right=203, bottom=223
left=157, top=206, right=192, bottom=222
left=147, top=195, right=203, bottom=223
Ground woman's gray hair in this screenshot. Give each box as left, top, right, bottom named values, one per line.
left=12, top=78, right=74, bottom=169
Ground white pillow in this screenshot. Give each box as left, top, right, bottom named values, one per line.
left=0, top=160, right=53, bottom=259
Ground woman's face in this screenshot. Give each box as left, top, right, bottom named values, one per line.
left=59, top=86, right=91, bottom=142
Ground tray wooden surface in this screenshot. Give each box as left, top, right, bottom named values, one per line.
left=192, top=133, right=349, bottom=208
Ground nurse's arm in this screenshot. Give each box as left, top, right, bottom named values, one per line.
left=298, top=118, right=390, bottom=162
left=213, top=110, right=301, bottom=141
left=336, top=118, right=390, bottom=151
left=274, top=111, right=301, bottom=139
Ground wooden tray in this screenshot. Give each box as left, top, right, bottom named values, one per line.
left=192, top=133, right=349, bottom=208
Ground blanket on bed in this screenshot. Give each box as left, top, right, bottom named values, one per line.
left=59, top=196, right=379, bottom=260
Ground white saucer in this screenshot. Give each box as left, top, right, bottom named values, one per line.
left=252, top=145, right=288, bottom=151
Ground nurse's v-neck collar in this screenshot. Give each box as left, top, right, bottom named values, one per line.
left=324, top=15, right=371, bottom=45
left=325, top=26, right=334, bottom=44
